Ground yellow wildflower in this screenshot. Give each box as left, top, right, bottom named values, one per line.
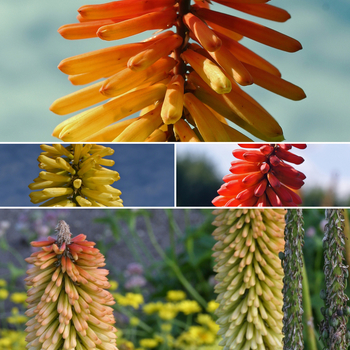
left=0, top=289, right=9, bottom=300
left=130, top=317, right=140, bottom=326
left=206, top=300, right=219, bottom=313
left=143, top=301, right=163, bottom=314
left=114, top=293, right=144, bottom=309
left=166, top=290, right=186, bottom=301
left=10, top=292, right=27, bottom=304
left=139, top=338, right=159, bottom=348
left=0, top=279, right=7, bottom=287
left=161, top=323, right=172, bottom=333
left=158, top=303, right=178, bottom=320
left=177, top=300, right=202, bottom=315
left=109, top=280, right=119, bottom=291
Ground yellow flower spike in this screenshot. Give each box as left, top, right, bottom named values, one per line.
left=100, top=57, right=176, bottom=98
left=184, top=93, right=231, bottom=141
left=181, top=49, right=232, bottom=94
left=127, top=34, right=182, bottom=72
left=29, top=144, right=122, bottom=207
left=212, top=209, right=285, bottom=350
left=58, top=83, right=167, bottom=141
left=115, top=103, right=163, bottom=142
left=173, top=119, right=200, bottom=142
left=161, top=75, right=185, bottom=125
left=97, top=7, right=177, bottom=41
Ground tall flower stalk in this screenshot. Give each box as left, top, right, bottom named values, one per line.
left=28, top=144, right=123, bottom=207
left=212, top=143, right=306, bottom=207
left=212, top=208, right=285, bottom=350
left=282, top=209, right=304, bottom=350
left=51, top=0, right=305, bottom=142
left=25, top=220, right=118, bottom=350
left=320, top=209, right=349, bottom=350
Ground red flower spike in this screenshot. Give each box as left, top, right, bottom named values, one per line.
left=212, top=143, right=306, bottom=207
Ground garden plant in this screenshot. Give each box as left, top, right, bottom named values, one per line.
left=0, top=209, right=349, bottom=350
left=28, top=144, right=123, bottom=207
left=50, top=0, right=305, bottom=142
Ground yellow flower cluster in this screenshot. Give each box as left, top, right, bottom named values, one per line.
left=0, top=330, right=26, bottom=350
left=166, top=290, right=186, bottom=301
left=0, top=288, right=9, bottom=300
left=7, top=307, right=28, bottom=325
left=10, top=292, right=27, bottom=305
left=114, top=292, right=145, bottom=309
left=28, top=144, right=123, bottom=207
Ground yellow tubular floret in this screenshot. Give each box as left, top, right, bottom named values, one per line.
left=161, top=75, right=185, bottom=125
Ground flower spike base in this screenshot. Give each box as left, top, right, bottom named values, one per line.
left=212, top=209, right=286, bottom=350
left=212, top=143, right=306, bottom=207
left=51, top=0, right=305, bottom=142
left=25, top=220, right=118, bottom=350
left=28, top=144, right=123, bottom=207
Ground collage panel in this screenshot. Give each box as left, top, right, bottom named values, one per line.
left=0, top=208, right=349, bottom=350
left=0, top=144, right=174, bottom=207
left=176, top=143, right=350, bottom=207
left=1, top=0, right=350, bottom=349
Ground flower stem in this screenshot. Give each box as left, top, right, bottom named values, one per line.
left=302, top=256, right=318, bottom=350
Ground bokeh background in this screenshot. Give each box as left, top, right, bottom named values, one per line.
left=176, top=143, right=350, bottom=206
left=0, top=0, right=349, bottom=141
left=0, top=143, right=174, bottom=206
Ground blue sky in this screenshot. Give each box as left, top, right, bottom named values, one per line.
left=176, top=143, right=350, bottom=200
left=0, top=144, right=174, bottom=206
left=0, top=0, right=349, bottom=141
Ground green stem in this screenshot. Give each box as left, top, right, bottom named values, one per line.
left=114, top=304, right=153, bottom=333
left=302, top=256, right=318, bottom=350
left=143, top=214, right=207, bottom=309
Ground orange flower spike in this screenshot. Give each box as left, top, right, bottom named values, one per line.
left=58, top=42, right=150, bottom=76
left=181, top=49, right=231, bottom=94
left=243, top=63, right=306, bottom=100
left=174, top=119, right=201, bottom=142
left=213, top=0, right=269, bottom=3
left=205, top=21, right=244, bottom=41
left=208, top=45, right=254, bottom=86
left=78, top=0, right=176, bottom=21
left=183, top=93, right=230, bottom=141
left=161, top=75, right=185, bottom=124
left=128, top=34, right=182, bottom=72
left=100, top=57, right=176, bottom=98
left=194, top=7, right=302, bottom=52
left=97, top=7, right=177, bottom=41
left=183, top=13, right=222, bottom=52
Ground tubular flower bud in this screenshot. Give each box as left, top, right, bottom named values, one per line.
left=51, top=0, right=305, bottom=142
left=282, top=209, right=304, bottom=349
left=212, top=209, right=286, bottom=350
left=25, top=220, right=118, bottom=350
left=28, top=144, right=123, bottom=207
left=320, top=210, right=349, bottom=350
left=212, top=143, right=306, bottom=207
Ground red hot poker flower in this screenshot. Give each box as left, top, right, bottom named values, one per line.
left=212, top=143, right=307, bottom=207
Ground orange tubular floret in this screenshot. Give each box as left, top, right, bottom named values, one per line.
left=58, top=20, right=115, bottom=40
left=183, top=13, right=222, bottom=52
left=194, top=7, right=302, bottom=52
left=58, top=42, right=151, bottom=75
left=206, top=21, right=244, bottom=42
left=212, top=0, right=270, bottom=4
left=97, top=8, right=177, bottom=41
left=208, top=45, right=254, bottom=86
left=218, top=3, right=291, bottom=22
left=243, top=63, right=306, bottom=101
left=78, top=0, right=176, bottom=21
left=213, top=30, right=281, bottom=77
left=128, top=34, right=182, bottom=72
